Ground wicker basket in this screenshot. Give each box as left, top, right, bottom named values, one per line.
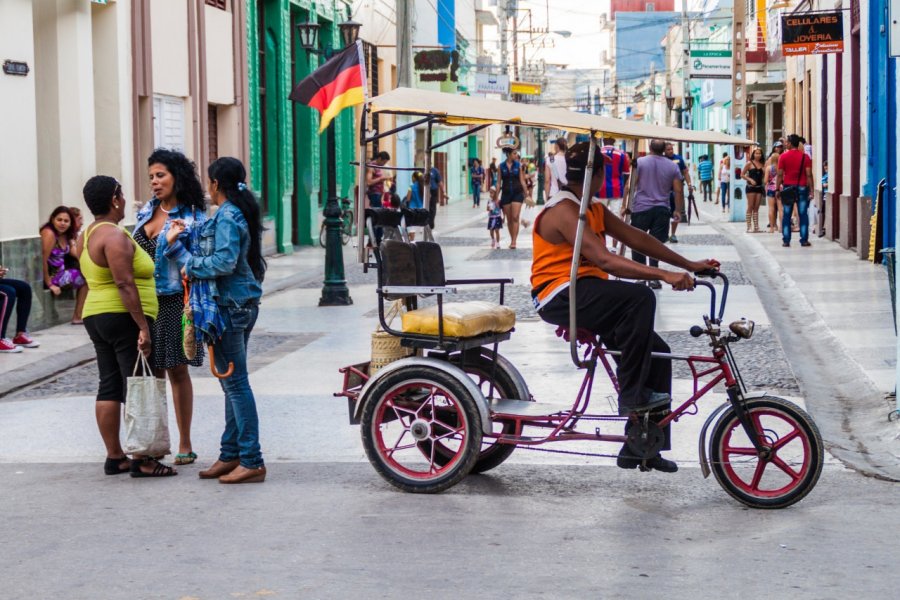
left=370, top=300, right=412, bottom=375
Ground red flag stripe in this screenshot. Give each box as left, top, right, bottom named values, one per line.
left=307, top=64, right=364, bottom=113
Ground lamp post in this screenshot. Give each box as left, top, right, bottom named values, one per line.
left=296, top=18, right=361, bottom=306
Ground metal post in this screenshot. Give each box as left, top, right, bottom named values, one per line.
left=320, top=114, right=353, bottom=305
left=536, top=129, right=544, bottom=205
left=568, top=133, right=597, bottom=368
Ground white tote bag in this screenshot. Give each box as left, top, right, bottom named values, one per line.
left=124, top=354, right=171, bottom=457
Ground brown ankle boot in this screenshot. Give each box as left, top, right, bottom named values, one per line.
left=198, top=459, right=240, bottom=479
left=219, top=465, right=267, bottom=484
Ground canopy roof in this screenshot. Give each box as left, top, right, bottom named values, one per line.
left=368, top=87, right=753, bottom=146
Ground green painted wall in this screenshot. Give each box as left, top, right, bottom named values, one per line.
left=248, top=0, right=356, bottom=250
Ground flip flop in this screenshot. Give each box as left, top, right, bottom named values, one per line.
left=174, top=452, right=197, bottom=465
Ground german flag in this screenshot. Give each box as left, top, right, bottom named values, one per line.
left=290, top=40, right=367, bottom=133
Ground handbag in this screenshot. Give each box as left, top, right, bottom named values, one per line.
left=780, top=154, right=806, bottom=205
left=181, top=277, right=197, bottom=360
left=123, top=353, right=171, bottom=457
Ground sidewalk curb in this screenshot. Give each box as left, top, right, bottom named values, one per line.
left=0, top=343, right=96, bottom=400
left=711, top=219, right=900, bottom=482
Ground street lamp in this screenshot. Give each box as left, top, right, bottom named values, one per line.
left=295, top=18, right=363, bottom=306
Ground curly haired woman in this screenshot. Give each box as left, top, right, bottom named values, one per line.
left=133, top=148, right=208, bottom=466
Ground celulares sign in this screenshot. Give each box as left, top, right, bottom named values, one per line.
left=781, top=12, right=844, bottom=55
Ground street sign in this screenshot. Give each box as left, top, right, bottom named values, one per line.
left=495, top=133, right=519, bottom=150
left=781, top=11, right=844, bottom=55
left=688, top=50, right=732, bottom=79
left=474, top=72, right=509, bottom=95
left=510, top=81, right=541, bottom=96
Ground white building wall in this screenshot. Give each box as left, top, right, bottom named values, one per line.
left=151, top=0, right=190, bottom=98
left=0, top=0, right=40, bottom=241
left=205, top=5, right=235, bottom=105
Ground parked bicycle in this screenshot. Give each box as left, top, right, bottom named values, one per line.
left=319, top=198, right=354, bottom=247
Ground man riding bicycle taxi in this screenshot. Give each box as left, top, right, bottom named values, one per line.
left=530, top=141, right=720, bottom=472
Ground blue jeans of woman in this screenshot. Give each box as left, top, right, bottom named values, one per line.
left=214, top=304, right=263, bottom=468
left=782, top=187, right=810, bottom=245
left=720, top=182, right=730, bottom=208
left=471, top=181, right=482, bottom=206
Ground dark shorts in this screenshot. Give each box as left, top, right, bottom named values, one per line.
left=500, top=191, right=525, bottom=206
left=747, top=186, right=764, bottom=194
left=84, top=313, right=154, bottom=402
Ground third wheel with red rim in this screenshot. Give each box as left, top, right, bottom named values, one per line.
left=360, top=365, right=482, bottom=493
left=710, top=396, right=823, bottom=509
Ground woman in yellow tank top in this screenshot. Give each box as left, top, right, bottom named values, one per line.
left=77, top=176, right=175, bottom=478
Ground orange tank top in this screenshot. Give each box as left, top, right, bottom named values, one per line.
left=531, top=190, right=608, bottom=310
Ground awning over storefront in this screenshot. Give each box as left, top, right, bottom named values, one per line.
left=368, top=87, right=754, bottom=145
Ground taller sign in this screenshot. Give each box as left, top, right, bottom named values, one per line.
left=781, top=12, right=845, bottom=55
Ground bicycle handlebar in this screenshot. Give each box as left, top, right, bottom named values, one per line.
left=693, top=270, right=729, bottom=323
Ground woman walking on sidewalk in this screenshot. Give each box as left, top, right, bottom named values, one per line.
left=717, top=153, right=731, bottom=212
left=765, top=143, right=783, bottom=233
left=743, top=148, right=765, bottom=233
left=78, top=176, right=175, bottom=478
left=166, top=157, right=267, bottom=484
left=499, top=149, right=528, bottom=249
left=134, top=149, right=207, bottom=466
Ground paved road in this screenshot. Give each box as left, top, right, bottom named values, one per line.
left=2, top=211, right=899, bottom=599
left=1, top=463, right=897, bottom=599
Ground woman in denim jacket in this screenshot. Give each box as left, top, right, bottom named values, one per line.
left=134, top=149, right=207, bottom=465
left=166, top=157, right=267, bottom=484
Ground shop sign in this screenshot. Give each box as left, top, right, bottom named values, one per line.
left=2, top=60, right=29, bottom=76
left=474, top=72, right=509, bottom=95
left=688, top=50, right=732, bottom=79
left=781, top=11, right=844, bottom=55
left=510, top=81, right=541, bottom=95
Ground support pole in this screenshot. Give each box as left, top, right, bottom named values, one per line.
left=320, top=116, right=352, bottom=306
left=568, top=132, right=597, bottom=368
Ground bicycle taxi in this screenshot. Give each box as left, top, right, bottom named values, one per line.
left=337, top=87, right=823, bottom=509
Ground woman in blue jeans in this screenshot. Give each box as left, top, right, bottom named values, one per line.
left=166, top=157, right=267, bottom=484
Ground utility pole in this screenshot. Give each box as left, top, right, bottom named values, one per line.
left=731, top=0, right=748, bottom=224
left=681, top=1, right=691, bottom=153
left=499, top=0, right=509, bottom=100
left=395, top=0, right=415, bottom=192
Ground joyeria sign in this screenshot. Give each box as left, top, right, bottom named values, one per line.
left=781, top=11, right=845, bottom=55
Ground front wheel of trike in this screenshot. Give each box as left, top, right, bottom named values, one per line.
left=710, top=396, right=823, bottom=509
left=360, top=365, right=483, bottom=493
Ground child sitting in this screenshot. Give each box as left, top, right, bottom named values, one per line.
left=486, top=187, right=503, bottom=249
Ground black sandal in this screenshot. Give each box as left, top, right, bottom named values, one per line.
left=104, top=456, right=131, bottom=476
left=130, top=458, right=178, bottom=478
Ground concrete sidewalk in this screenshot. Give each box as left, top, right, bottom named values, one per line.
left=0, top=198, right=484, bottom=397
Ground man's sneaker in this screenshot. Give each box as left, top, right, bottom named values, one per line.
left=669, top=235, right=678, bottom=243
left=647, top=280, right=662, bottom=290
left=0, top=339, right=23, bottom=353
left=12, top=333, right=39, bottom=348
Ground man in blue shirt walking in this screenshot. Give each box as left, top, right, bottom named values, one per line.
left=697, top=155, right=714, bottom=203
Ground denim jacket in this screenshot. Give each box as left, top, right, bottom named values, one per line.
left=165, top=201, right=263, bottom=307
left=134, top=198, right=207, bottom=296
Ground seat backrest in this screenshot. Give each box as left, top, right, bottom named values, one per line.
left=378, top=240, right=417, bottom=300
left=412, top=241, right=446, bottom=287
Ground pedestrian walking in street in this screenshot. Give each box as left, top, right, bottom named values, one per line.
left=664, top=143, right=692, bottom=243
left=595, top=138, right=631, bottom=250
left=470, top=158, right=485, bottom=208
left=78, top=175, right=175, bottom=478
left=697, top=154, right=714, bottom=203
left=544, top=137, right=568, bottom=201
left=486, top=186, right=503, bottom=249
left=718, top=152, right=731, bottom=212
left=40, top=206, right=87, bottom=324
left=489, top=157, right=499, bottom=189
left=365, top=151, right=390, bottom=245
left=818, top=160, right=829, bottom=237
left=531, top=141, right=719, bottom=472
left=743, top=147, right=766, bottom=233
left=500, top=148, right=529, bottom=249
left=765, top=142, right=783, bottom=233
left=404, top=171, right=424, bottom=209
left=134, top=149, right=207, bottom=466
left=426, top=165, right=447, bottom=230
left=0, top=266, right=39, bottom=353
left=776, top=134, right=814, bottom=247
left=166, top=157, right=267, bottom=484
left=628, top=139, right=684, bottom=289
